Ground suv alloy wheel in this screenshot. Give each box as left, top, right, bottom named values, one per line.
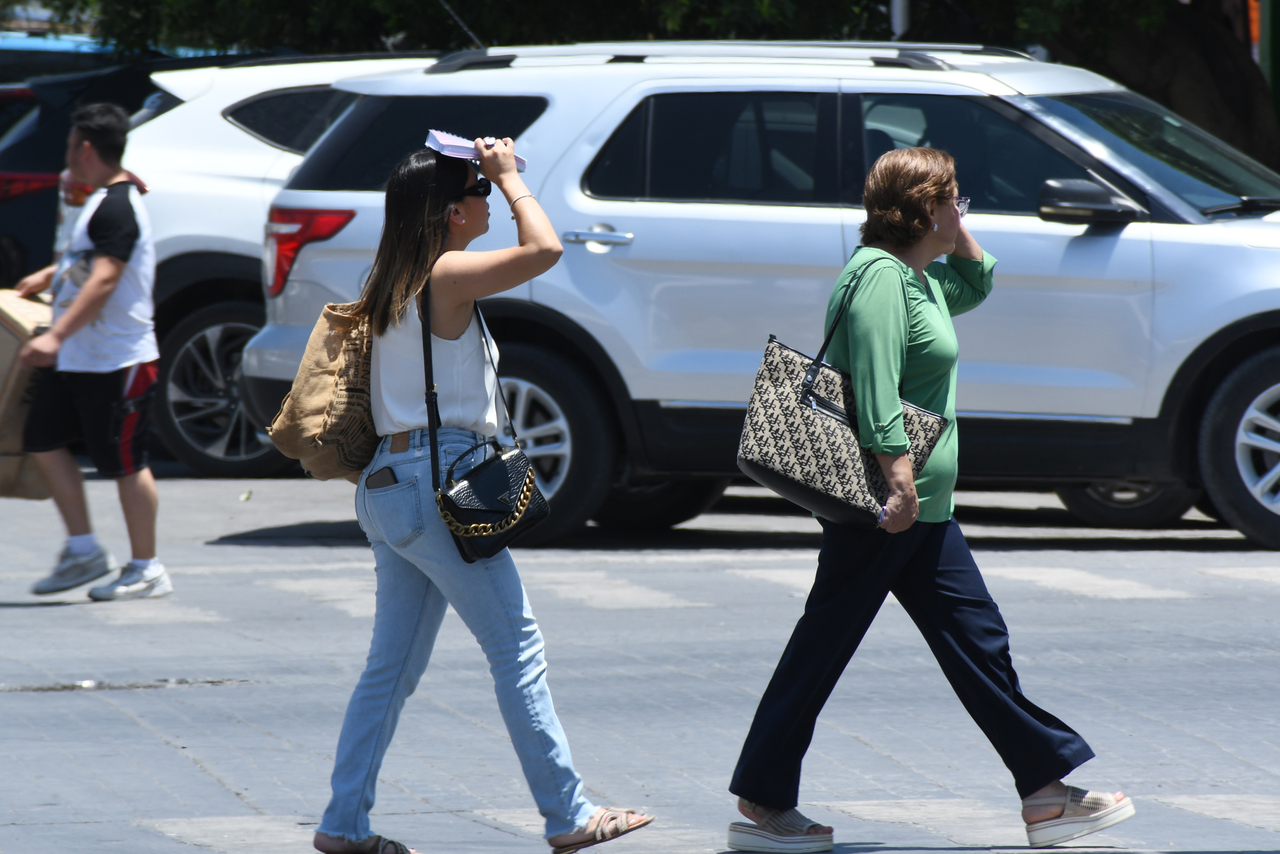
left=154, top=302, right=294, bottom=477
left=1199, top=347, right=1280, bottom=549
left=496, top=343, right=616, bottom=545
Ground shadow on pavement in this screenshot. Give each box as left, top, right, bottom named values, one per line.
left=207, top=520, right=824, bottom=550
left=963, top=534, right=1264, bottom=552
left=953, top=503, right=1229, bottom=530
left=207, top=492, right=1267, bottom=552
left=209, top=520, right=365, bottom=546
left=538, top=526, right=824, bottom=551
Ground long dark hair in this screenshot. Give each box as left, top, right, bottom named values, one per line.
left=352, top=148, right=471, bottom=335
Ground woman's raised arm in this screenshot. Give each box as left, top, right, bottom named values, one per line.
left=431, top=138, right=562, bottom=320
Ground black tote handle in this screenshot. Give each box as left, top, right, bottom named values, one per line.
left=803, top=257, right=898, bottom=394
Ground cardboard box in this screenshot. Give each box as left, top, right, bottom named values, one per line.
left=0, top=289, right=52, bottom=499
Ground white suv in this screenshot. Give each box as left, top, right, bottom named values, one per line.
left=241, top=42, right=1280, bottom=548
left=122, top=52, right=437, bottom=476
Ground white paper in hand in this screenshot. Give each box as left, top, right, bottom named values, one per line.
left=425, top=129, right=527, bottom=172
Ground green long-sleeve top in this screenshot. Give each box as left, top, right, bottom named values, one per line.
left=823, top=246, right=997, bottom=523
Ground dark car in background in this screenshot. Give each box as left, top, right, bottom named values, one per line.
left=0, top=82, right=35, bottom=136
left=0, top=55, right=247, bottom=287
left=0, top=30, right=117, bottom=84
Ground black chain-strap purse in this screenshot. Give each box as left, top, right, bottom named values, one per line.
left=420, top=286, right=549, bottom=563
left=737, top=259, right=948, bottom=526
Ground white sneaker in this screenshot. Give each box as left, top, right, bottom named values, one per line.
left=89, top=563, right=173, bottom=601
left=31, top=545, right=118, bottom=595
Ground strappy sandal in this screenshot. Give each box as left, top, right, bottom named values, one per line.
left=367, top=838, right=411, bottom=854
left=728, top=800, right=834, bottom=853
left=1023, top=786, right=1135, bottom=847
left=313, top=836, right=413, bottom=854
left=550, top=808, right=654, bottom=854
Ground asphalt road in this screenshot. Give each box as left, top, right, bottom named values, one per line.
left=2, top=470, right=1278, bottom=853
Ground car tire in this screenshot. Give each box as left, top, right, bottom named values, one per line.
left=1056, top=482, right=1199, bottom=528
left=592, top=478, right=731, bottom=531
left=1198, top=347, right=1280, bottom=549
left=1193, top=491, right=1223, bottom=522
left=497, top=343, right=617, bottom=546
left=154, top=301, right=295, bottom=478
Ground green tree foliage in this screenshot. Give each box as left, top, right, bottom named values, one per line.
left=43, top=0, right=891, bottom=54
left=908, top=0, right=1280, bottom=168
left=44, top=0, right=1280, bottom=167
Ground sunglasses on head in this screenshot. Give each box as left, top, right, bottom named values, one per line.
left=458, top=177, right=492, bottom=199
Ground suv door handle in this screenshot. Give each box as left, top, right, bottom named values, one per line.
left=562, top=230, right=634, bottom=245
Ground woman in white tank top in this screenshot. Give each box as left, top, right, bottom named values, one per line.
left=314, top=140, right=652, bottom=854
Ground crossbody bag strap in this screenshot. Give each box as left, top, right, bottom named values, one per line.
left=472, top=303, right=522, bottom=445
left=419, top=282, right=443, bottom=494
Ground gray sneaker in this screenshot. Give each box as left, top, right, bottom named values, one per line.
left=89, top=563, right=173, bottom=601
left=31, top=546, right=118, bottom=595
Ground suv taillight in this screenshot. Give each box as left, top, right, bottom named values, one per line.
left=264, top=207, right=355, bottom=297
left=0, top=172, right=59, bottom=203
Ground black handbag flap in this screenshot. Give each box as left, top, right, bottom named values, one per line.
left=442, top=450, right=531, bottom=518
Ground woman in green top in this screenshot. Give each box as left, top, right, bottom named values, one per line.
left=727, top=149, right=1133, bottom=852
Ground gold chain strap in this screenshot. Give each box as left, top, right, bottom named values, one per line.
left=437, top=465, right=537, bottom=537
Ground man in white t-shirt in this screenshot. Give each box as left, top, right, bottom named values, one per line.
left=16, top=103, right=172, bottom=601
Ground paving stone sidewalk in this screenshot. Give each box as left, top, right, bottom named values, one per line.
left=2, top=477, right=1277, bottom=853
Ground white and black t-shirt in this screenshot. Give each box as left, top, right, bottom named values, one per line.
left=53, top=181, right=159, bottom=372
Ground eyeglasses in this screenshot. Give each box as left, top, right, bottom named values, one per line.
left=458, top=177, right=492, bottom=199
left=956, top=196, right=970, bottom=217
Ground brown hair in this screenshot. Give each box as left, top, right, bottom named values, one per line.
left=350, top=148, right=471, bottom=336
left=859, top=147, right=956, bottom=248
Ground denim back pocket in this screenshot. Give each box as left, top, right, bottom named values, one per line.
left=363, top=476, right=423, bottom=547
left=437, top=442, right=487, bottom=490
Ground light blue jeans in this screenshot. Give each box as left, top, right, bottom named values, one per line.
left=318, top=427, right=597, bottom=841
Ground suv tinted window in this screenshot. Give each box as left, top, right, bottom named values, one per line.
left=131, top=90, right=183, bottom=129
left=0, top=90, right=35, bottom=140
left=288, top=95, right=549, bottom=192
left=225, top=87, right=358, bottom=155
left=585, top=101, right=646, bottom=198
left=588, top=92, right=838, bottom=204
left=0, top=102, right=36, bottom=151
left=856, top=94, right=1089, bottom=213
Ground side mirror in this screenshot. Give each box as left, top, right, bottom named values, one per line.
left=1038, top=178, right=1145, bottom=224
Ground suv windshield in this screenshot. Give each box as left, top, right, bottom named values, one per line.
left=1031, top=91, right=1280, bottom=214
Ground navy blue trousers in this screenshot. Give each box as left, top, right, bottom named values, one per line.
left=730, top=517, right=1094, bottom=807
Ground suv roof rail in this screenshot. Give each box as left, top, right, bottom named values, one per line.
left=230, top=50, right=441, bottom=69
left=425, top=49, right=516, bottom=74
left=424, top=41, right=1035, bottom=73
left=872, top=51, right=953, bottom=71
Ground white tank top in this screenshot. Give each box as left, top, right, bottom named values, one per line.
left=370, top=304, right=499, bottom=437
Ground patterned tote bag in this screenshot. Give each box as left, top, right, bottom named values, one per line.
left=737, top=260, right=948, bottom=526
